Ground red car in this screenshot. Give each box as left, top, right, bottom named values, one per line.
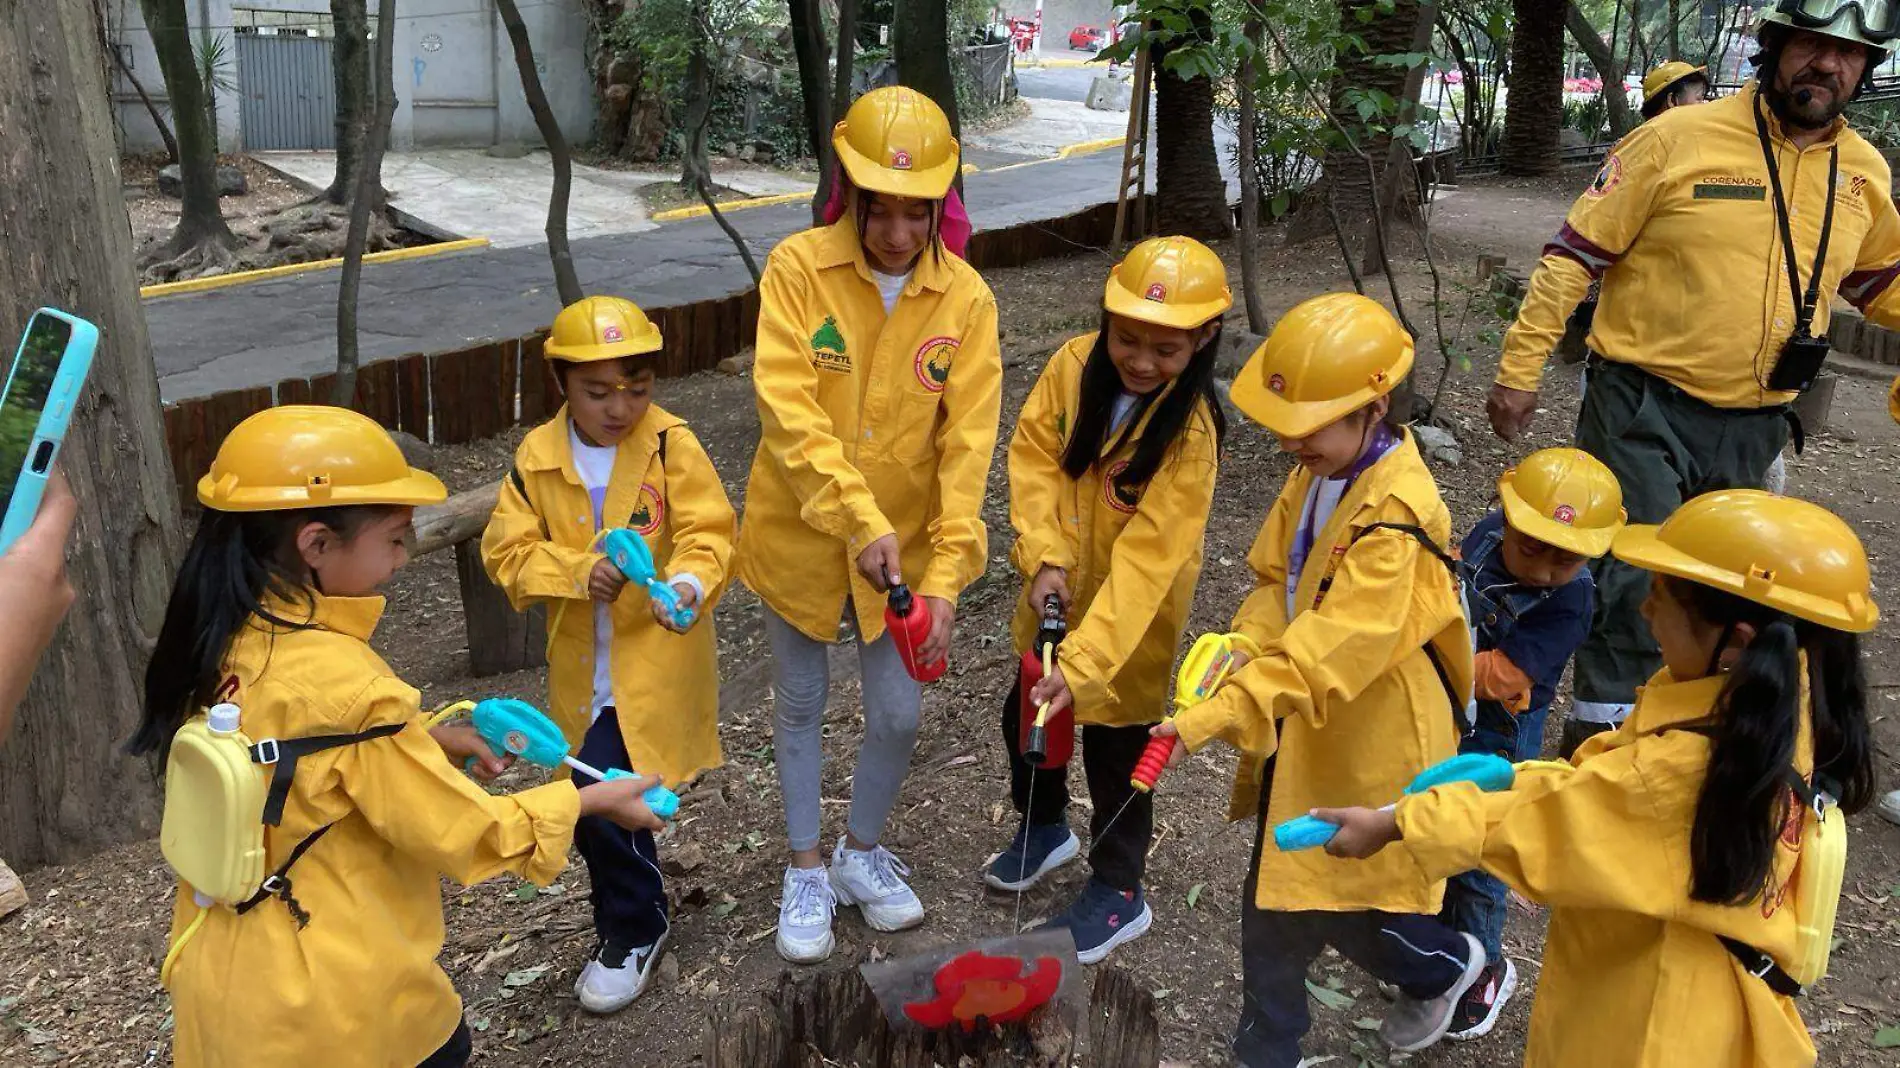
left=1068, top=25, right=1108, bottom=51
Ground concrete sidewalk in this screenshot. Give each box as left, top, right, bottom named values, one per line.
left=963, top=97, right=1129, bottom=161
left=256, top=149, right=818, bottom=248
left=147, top=146, right=1200, bottom=402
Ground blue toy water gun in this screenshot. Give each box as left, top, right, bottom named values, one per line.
left=440, top=698, right=679, bottom=820
left=601, top=528, right=694, bottom=630
left=1274, top=753, right=1515, bottom=852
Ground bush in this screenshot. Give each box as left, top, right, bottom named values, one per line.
left=1563, top=94, right=1608, bottom=142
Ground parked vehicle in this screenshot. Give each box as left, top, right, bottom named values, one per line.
left=1068, top=25, right=1108, bottom=51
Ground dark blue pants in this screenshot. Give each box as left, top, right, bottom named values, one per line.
left=1440, top=699, right=1550, bottom=964
left=1235, top=761, right=1472, bottom=1067
left=573, top=708, right=669, bottom=947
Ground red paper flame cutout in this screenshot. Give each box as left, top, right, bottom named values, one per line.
left=901, top=950, right=1063, bottom=1032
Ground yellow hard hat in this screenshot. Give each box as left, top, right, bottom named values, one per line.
left=1641, top=61, right=1706, bottom=108
left=833, top=86, right=960, bottom=201
left=1612, top=490, right=1878, bottom=633
left=544, top=296, right=663, bottom=363
left=1497, top=447, right=1627, bottom=557
left=1888, top=374, right=1899, bottom=423
left=1229, top=292, right=1413, bottom=437
left=198, top=406, right=447, bottom=512
left=1102, top=236, right=1233, bottom=330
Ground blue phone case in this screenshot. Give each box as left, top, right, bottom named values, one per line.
left=0, top=309, right=99, bottom=554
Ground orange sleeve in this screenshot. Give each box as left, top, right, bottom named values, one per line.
left=1472, top=649, right=1533, bottom=713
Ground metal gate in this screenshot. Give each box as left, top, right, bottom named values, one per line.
left=236, top=34, right=335, bottom=151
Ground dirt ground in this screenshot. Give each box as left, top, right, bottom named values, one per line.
left=7, top=171, right=1900, bottom=1066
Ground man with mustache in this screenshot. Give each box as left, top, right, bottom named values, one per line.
left=1484, top=1, right=1900, bottom=747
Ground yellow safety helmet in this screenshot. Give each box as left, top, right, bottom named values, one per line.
left=1497, top=447, right=1627, bottom=558
left=833, top=86, right=960, bottom=201
left=1888, top=374, right=1899, bottom=423
left=198, top=406, right=446, bottom=512
left=544, top=296, right=663, bottom=363
left=1641, top=61, right=1707, bottom=108
left=1612, top=489, right=1878, bottom=633
left=1102, top=236, right=1233, bottom=330
left=1230, top=292, right=1413, bottom=438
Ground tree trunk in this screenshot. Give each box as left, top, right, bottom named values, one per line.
left=819, top=0, right=859, bottom=217
left=333, top=0, right=398, bottom=406
left=0, top=0, right=183, bottom=866
left=1360, top=1, right=1438, bottom=276
left=1500, top=0, right=1567, bottom=176
left=787, top=0, right=831, bottom=225
left=97, top=0, right=180, bottom=164
left=320, top=0, right=371, bottom=205
left=1668, top=0, right=1682, bottom=58
left=1235, top=20, right=1267, bottom=333
left=496, top=0, right=583, bottom=305
left=680, top=0, right=716, bottom=192
left=1152, top=4, right=1231, bottom=239
left=895, top=0, right=961, bottom=138
left=137, top=0, right=237, bottom=261
left=1568, top=4, right=1635, bottom=137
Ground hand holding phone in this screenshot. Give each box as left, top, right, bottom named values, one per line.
left=0, top=309, right=97, bottom=554
left=0, top=466, right=78, bottom=743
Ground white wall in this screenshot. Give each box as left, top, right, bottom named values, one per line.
left=105, top=0, right=595, bottom=157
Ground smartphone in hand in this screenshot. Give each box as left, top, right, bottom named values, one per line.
left=0, top=309, right=97, bottom=554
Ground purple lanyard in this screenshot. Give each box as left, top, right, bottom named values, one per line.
left=1286, top=424, right=1399, bottom=602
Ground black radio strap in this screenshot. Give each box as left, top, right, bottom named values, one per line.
left=1754, top=93, right=1838, bottom=339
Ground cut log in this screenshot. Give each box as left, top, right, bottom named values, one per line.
left=1086, top=963, right=1160, bottom=1067
left=414, top=483, right=499, bottom=557
left=0, top=857, right=26, bottom=919
left=454, top=538, right=547, bottom=677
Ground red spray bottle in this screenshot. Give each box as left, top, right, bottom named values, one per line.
left=885, top=577, right=947, bottom=683
left=1018, top=595, right=1071, bottom=768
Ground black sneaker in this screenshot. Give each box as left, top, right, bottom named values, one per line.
left=1446, top=957, right=1518, bottom=1041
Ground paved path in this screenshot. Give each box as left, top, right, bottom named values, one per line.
left=148, top=146, right=1198, bottom=402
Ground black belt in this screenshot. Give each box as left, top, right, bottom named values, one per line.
left=1585, top=354, right=1803, bottom=454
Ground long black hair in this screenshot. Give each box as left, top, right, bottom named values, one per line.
left=1670, top=576, right=1874, bottom=906
left=129, top=504, right=392, bottom=758
left=1060, top=310, right=1228, bottom=493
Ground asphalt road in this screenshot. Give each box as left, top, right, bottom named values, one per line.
left=1016, top=60, right=1106, bottom=103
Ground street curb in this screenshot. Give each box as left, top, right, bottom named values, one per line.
left=1028, top=55, right=1095, bottom=68
left=983, top=136, right=1125, bottom=173
left=139, top=237, right=493, bottom=300
left=651, top=191, right=811, bottom=223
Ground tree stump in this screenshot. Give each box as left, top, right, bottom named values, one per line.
left=0, top=857, right=26, bottom=920
left=453, top=539, right=547, bottom=677
left=704, top=964, right=1159, bottom=1068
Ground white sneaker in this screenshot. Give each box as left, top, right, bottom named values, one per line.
left=1877, top=788, right=1900, bottom=827
left=776, top=865, right=837, bottom=963
left=574, top=930, right=667, bottom=1014
left=829, top=839, right=926, bottom=932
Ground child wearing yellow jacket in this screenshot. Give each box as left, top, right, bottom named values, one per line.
left=130, top=407, right=666, bottom=1068
left=1152, top=293, right=1481, bottom=1065
left=1319, top=489, right=1879, bottom=1068
left=985, top=236, right=1227, bottom=964
left=738, top=85, right=1003, bottom=963
left=482, top=295, right=736, bottom=1013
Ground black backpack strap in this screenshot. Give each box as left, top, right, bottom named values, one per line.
left=235, top=822, right=337, bottom=928
left=1349, top=522, right=1466, bottom=729
left=657, top=428, right=668, bottom=465
left=249, top=723, right=406, bottom=827
left=509, top=465, right=528, bottom=498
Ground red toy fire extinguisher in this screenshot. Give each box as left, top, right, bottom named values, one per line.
left=1018, top=595, right=1071, bottom=768
left=885, top=575, right=947, bottom=683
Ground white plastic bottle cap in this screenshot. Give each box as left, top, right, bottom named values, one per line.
left=207, top=703, right=241, bottom=734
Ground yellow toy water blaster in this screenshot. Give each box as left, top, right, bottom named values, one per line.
left=1018, top=595, right=1069, bottom=767
left=1274, top=753, right=1531, bottom=851
left=432, top=698, right=679, bottom=820
left=601, top=528, right=694, bottom=629
left=1129, top=631, right=1261, bottom=792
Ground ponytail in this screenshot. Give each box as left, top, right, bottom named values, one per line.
left=1674, top=577, right=1873, bottom=905
left=129, top=505, right=390, bottom=759
left=1060, top=310, right=1228, bottom=490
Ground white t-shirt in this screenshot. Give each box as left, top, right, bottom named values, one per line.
left=1109, top=392, right=1140, bottom=435
left=872, top=268, right=911, bottom=314
left=569, top=423, right=617, bottom=721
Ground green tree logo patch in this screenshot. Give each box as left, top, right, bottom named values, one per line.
left=810, top=316, right=850, bottom=375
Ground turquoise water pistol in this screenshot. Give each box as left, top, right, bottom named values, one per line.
left=1274, top=753, right=1515, bottom=851
left=601, top=528, right=694, bottom=629
left=469, top=698, right=679, bottom=819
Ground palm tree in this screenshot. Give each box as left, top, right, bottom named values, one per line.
left=1152, top=1, right=1232, bottom=239
left=1500, top=0, right=1566, bottom=176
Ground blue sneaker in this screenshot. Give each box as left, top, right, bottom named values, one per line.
left=983, top=822, right=1080, bottom=892
left=1043, top=878, right=1152, bottom=965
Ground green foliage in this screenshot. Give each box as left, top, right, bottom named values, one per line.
left=1563, top=93, right=1608, bottom=141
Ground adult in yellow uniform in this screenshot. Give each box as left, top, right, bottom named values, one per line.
left=131, top=407, right=666, bottom=1067
left=985, top=236, right=1228, bottom=963
left=1158, top=295, right=1481, bottom=1065
left=737, top=86, right=1003, bottom=963
left=483, top=295, right=736, bottom=1013
left=1487, top=3, right=1900, bottom=738
left=1318, top=490, right=1881, bottom=1068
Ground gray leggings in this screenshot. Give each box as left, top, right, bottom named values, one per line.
left=765, top=606, right=923, bottom=853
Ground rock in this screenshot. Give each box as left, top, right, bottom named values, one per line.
left=737, top=143, right=756, bottom=163
left=750, top=139, right=776, bottom=164
left=485, top=142, right=532, bottom=159
left=1412, top=423, right=1462, bottom=467
left=660, top=842, right=707, bottom=876
left=0, top=858, right=25, bottom=920
left=1085, top=74, right=1132, bottom=112
left=157, top=163, right=248, bottom=198
left=658, top=951, right=680, bottom=984
left=386, top=430, right=435, bottom=472
left=1214, top=325, right=1267, bottom=379
left=715, top=348, right=755, bottom=376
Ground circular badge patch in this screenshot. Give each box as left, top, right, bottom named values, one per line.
left=629, top=484, right=665, bottom=536
left=1144, top=282, right=1168, bottom=302
left=1268, top=372, right=1287, bottom=394
left=1103, top=460, right=1141, bottom=514
left=1586, top=155, right=1623, bottom=199
left=891, top=149, right=913, bottom=170
left=1551, top=503, right=1577, bottom=525
left=914, top=335, right=958, bottom=393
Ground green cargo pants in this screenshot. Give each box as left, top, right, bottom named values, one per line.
left=1571, top=359, right=1791, bottom=710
